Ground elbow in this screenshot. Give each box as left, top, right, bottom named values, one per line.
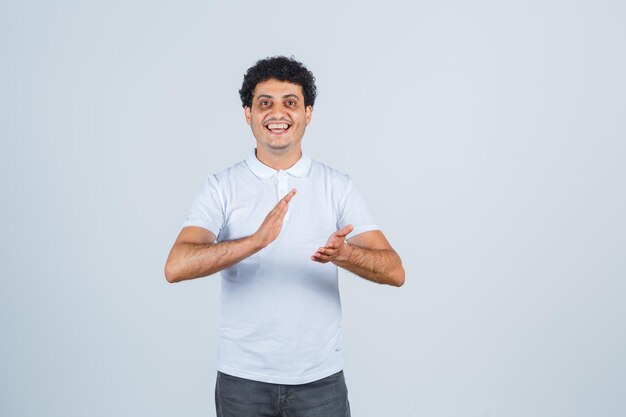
left=393, top=267, right=405, bottom=287
left=391, top=253, right=405, bottom=288
left=390, top=261, right=405, bottom=287
left=164, top=261, right=180, bottom=284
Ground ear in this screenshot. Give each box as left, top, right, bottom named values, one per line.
left=305, top=105, right=313, bottom=125
left=244, top=106, right=251, bottom=125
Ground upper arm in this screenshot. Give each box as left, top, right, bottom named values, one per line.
left=182, top=174, right=225, bottom=238
left=337, top=176, right=379, bottom=240
left=174, top=226, right=217, bottom=246
left=347, top=229, right=393, bottom=251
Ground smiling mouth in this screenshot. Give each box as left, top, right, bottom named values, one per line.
left=265, top=122, right=291, bottom=135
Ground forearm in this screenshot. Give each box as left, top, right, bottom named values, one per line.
left=165, top=236, right=261, bottom=283
left=333, top=243, right=405, bottom=287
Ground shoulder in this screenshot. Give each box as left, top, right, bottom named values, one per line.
left=210, top=159, right=250, bottom=185
left=194, top=159, right=250, bottom=206
left=308, top=157, right=352, bottom=188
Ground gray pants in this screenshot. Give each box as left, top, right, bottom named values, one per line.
left=215, top=370, right=351, bottom=417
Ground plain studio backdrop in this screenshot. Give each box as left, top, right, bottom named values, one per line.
left=1, top=1, right=625, bottom=416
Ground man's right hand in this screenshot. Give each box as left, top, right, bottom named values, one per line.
left=165, top=188, right=297, bottom=283
left=252, top=188, right=297, bottom=248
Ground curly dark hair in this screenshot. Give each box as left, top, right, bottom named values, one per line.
left=239, top=56, right=317, bottom=108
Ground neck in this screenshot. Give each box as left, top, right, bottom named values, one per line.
left=255, top=145, right=302, bottom=170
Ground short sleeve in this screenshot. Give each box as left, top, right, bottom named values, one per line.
left=337, top=176, right=379, bottom=239
left=181, top=174, right=225, bottom=238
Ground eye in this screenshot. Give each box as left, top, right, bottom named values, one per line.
left=260, top=100, right=271, bottom=107
left=286, top=100, right=296, bottom=107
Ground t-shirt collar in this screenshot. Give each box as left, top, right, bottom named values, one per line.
left=245, top=148, right=312, bottom=179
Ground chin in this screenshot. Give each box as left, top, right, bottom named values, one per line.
left=265, top=137, right=292, bottom=148
left=268, top=143, right=291, bottom=151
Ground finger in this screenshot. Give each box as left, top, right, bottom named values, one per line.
left=269, top=200, right=285, bottom=215
left=315, top=253, right=331, bottom=263
left=324, top=241, right=339, bottom=249
left=276, top=201, right=289, bottom=219
left=318, top=247, right=337, bottom=256
left=315, top=247, right=336, bottom=259
left=266, top=203, right=284, bottom=219
left=269, top=192, right=294, bottom=216
left=311, top=254, right=330, bottom=263
left=282, top=188, right=297, bottom=204
left=312, top=258, right=329, bottom=264
left=336, top=224, right=354, bottom=237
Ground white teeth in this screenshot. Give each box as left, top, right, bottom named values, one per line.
left=267, top=123, right=288, bottom=129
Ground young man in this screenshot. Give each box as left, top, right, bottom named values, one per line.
left=165, top=56, right=404, bottom=417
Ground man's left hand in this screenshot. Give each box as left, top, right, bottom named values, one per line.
left=311, top=224, right=354, bottom=264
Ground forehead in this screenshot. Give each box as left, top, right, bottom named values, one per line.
left=252, top=78, right=304, bottom=99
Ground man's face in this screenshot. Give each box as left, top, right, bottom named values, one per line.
left=244, top=78, right=312, bottom=154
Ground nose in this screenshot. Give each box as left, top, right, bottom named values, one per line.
left=268, top=102, right=289, bottom=119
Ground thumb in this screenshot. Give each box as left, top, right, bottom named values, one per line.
left=336, top=224, right=354, bottom=237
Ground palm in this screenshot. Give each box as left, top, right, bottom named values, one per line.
left=325, top=232, right=345, bottom=248
left=310, top=225, right=355, bottom=263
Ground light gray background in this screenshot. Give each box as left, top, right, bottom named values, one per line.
left=1, top=1, right=625, bottom=416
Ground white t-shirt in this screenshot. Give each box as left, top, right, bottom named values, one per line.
left=182, top=148, right=379, bottom=384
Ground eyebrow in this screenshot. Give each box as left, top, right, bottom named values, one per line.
left=255, top=94, right=300, bottom=100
